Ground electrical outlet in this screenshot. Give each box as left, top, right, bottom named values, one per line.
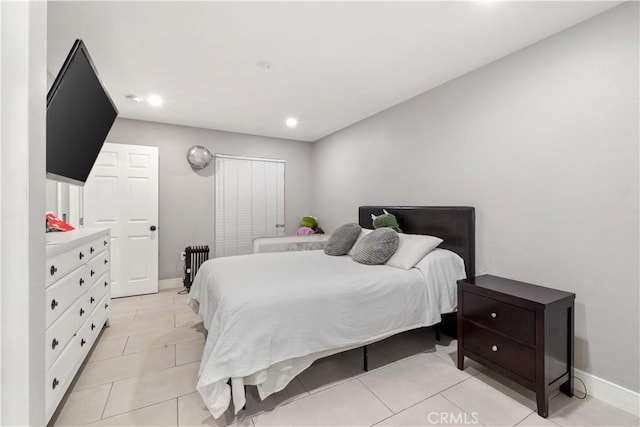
left=180, top=251, right=186, bottom=261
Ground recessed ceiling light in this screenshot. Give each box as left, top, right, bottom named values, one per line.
left=286, top=117, right=298, bottom=128
left=147, top=94, right=164, bottom=107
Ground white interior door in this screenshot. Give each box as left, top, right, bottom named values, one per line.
left=214, top=155, right=285, bottom=257
left=83, top=143, right=159, bottom=297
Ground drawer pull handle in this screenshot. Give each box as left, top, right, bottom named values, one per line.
left=491, top=345, right=498, bottom=352
left=90, top=247, right=95, bottom=254
left=79, top=278, right=85, bottom=286
left=104, top=259, right=108, bottom=265
left=50, top=299, right=58, bottom=310
left=90, top=270, right=95, bottom=277
left=104, top=240, right=108, bottom=246
left=91, top=323, right=96, bottom=331
left=52, top=338, right=59, bottom=349
left=104, top=281, right=108, bottom=287
left=90, top=297, right=95, bottom=304
left=105, top=303, right=109, bottom=309
left=80, top=308, right=85, bottom=316
left=490, top=312, right=497, bottom=318
left=52, top=378, right=59, bottom=389
left=50, top=265, right=57, bottom=276
left=81, top=338, right=86, bottom=347
left=79, top=252, right=84, bottom=260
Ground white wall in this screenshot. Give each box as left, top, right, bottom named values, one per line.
left=312, top=3, right=639, bottom=392
left=106, top=118, right=314, bottom=280
left=0, top=1, right=47, bottom=424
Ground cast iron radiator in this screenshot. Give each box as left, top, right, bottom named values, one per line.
left=183, top=245, right=210, bottom=291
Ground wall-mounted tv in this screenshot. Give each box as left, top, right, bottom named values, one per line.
left=47, top=39, right=118, bottom=186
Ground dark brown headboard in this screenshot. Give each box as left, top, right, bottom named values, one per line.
left=358, top=206, right=475, bottom=278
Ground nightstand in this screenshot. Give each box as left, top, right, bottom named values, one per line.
left=457, top=274, right=575, bottom=418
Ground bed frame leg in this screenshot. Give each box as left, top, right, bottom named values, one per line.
left=363, top=345, right=369, bottom=372
left=242, top=385, right=247, bottom=411
left=435, top=324, right=441, bottom=342
left=227, top=380, right=248, bottom=412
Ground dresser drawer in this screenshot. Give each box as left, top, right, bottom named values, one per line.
left=77, top=306, right=100, bottom=361
left=45, top=265, right=87, bottom=328
left=85, top=272, right=109, bottom=316
left=45, top=297, right=84, bottom=370
left=86, top=250, right=109, bottom=287
left=46, top=246, right=84, bottom=288
left=46, top=331, right=83, bottom=419
left=93, top=235, right=110, bottom=254
left=85, top=236, right=108, bottom=263
left=83, top=294, right=110, bottom=349
left=462, top=291, right=535, bottom=345
left=464, top=320, right=535, bottom=382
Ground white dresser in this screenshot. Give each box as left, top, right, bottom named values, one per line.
left=45, top=228, right=111, bottom=422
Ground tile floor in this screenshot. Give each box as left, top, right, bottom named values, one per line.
left=51, top=288, right=639, bottom=427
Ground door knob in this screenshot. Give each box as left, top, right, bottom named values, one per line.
left=150, top=225, right=157, bottom=231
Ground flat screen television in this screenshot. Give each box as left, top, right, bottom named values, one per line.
left=47, top=39, right=118, bottom=186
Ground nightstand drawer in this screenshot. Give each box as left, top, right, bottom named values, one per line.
left=463, top=291, right=535, bottom=345
left=464, top=320, right=535, bottom=382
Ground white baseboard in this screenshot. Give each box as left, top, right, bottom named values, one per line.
left=159, top=277, right=183, bottom=290
left=574, top=368, right=639, bottom=417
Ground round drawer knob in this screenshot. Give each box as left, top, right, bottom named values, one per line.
left=104, top=240, right=108, bottom=246
left=50, top=265, right=57, bottom=276
left=90, top=269, right=95, bottom=277
left=105, top=303, right=109, bottom=309
left=79, top=252, right=84, bottom=260
left=90, top=296, right=95, bottom=304
left=79, top=278, right=85, bottom=286
left=50, top=299, right=58, bottom=310
left=104, top=281, right=108, bottom=287
left=52, top=338, right=59, bottom=349
left=90, top=247, right=95, bottom=254
left=104, top=259, right=108, bottom=265
left=52, top=378, right=59, bottom=389
left=80, top=308, right=85, bottom=316
left=491, top=345, right=498, bottom=352
left=490, top=312, right=497, bottom=318
left=91, top=323, right=96, bottom=331
left=81, top=338, right=86, bottom=347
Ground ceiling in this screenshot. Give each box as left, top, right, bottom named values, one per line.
left=48, top=1, right=621, bottom=142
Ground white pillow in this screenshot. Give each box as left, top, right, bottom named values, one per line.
left=347, top=228, right=373, bottom=256
left=385, top=233, right=443, bottom=269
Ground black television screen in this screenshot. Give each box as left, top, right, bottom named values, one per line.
left=47, top=39, right=118, bottom=186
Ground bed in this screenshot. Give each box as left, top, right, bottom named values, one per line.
left=188, top=206, right=475, bottom=418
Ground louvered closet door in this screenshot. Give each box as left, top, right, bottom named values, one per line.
left=215, top=155, right=285, bottom=257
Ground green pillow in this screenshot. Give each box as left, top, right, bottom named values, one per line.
left=300, top=216, right=318, bottom=229
left=371, top=210, right=402, bottom=233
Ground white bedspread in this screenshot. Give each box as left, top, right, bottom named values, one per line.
left=188, top=249, right=465, bottom=418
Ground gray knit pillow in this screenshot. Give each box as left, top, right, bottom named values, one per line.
left=324, top=223, right=362, bottom=256
left=352, top=228, right=399, bottom=265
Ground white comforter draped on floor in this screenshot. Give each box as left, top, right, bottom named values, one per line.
left=188, top=249, right=465, bottom=418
